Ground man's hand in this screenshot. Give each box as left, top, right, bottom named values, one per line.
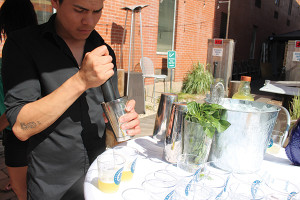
left=119, top=99, right=141, bottom=136
left=78, top=45, right=114, bottom=90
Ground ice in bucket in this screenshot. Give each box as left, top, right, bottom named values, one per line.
left=208, top=98, right=280, bottom=173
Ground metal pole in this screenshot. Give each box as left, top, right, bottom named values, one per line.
left=120, top=10, right=128, bottom=69
left=139, top=9, right=144, bottom=62
left=226, top=0, right=230, bottom=39
left=132, top=11, right=136, bottom=71
left=170, top=0, right=177, bottom=92
left=139, top=8, right=146, bottom=112
left=170, top=69, right=173, bottom=92
left=171, top=0, right=177, bottom=51
left=127, top=10, right=134, bottom=96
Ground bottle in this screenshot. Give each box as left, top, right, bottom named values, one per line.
left=232, top=76, right=254, bottom=101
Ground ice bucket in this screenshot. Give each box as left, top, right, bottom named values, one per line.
left=208, top=98, right=280, bottom=173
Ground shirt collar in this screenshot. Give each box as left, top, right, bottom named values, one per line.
left=41, top=14, right=57, bottom=37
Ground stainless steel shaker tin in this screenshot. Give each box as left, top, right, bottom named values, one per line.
left=101, top=96, right=132, bottom=142
left=164, top=102, right=187, bottom=163
left=153, top=93, right=178, bottom=142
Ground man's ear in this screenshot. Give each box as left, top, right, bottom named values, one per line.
left=51, top=0, right=60, bottom=10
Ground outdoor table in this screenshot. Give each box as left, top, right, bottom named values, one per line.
left=259, top=80, right=300, bottom=109
left=84, top=136, right=300, bottom=200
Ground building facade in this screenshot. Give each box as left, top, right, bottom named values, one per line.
left=214, top=0, right=300, bottom=79
left=1, top=0, right=300, bottom=83
left=0, top=0, right=217, bottom=84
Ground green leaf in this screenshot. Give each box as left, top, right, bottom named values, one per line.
left=185, top=101, right=231, bottom=138
left=218, top=120, right=231, bottom=133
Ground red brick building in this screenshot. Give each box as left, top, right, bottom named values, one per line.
left=0, top=0, right=217, bottom=83
left=1, top=0, right=300, bottom=83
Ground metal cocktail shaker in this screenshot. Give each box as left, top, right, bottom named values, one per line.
left=101, top=79, right=131, bottom=142
left=153, top=93, right=178, bottom=142
left=101, top=96, right=131, bottom=142
left=164, top=102, right=187, bottom=163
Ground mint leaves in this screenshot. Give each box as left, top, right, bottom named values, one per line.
left=185, top=102, right=231, bottom=139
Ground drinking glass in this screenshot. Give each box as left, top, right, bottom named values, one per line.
left=267, top=130, right=284, bottom=154
left=173, top=176, right=214, bottom=200
left=142, top=178, right=176, bottom=200
left=200, top=161, right=232, bottom=199
left=203, top=161, right=233, bottom=177
left=265, top=177, right=299, bottom=197
left=113, top=146, right=138, bottom=181
left=177, top=154, right=203, bottom=174
left=97, top=149, right=125, bottom=193
left=266, top=192, right=300, bottom=200
left=144, top=169, right=178, bottom=183
left=230, top=172, right=267, bottom=200
left=165, top=163, right=193, bottom=180
left=229, top=182, right=265, bottom=200
left=122, top=188, right=150, bottom=200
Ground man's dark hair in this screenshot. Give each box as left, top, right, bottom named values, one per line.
left=0, top=0, right=38, bottom=42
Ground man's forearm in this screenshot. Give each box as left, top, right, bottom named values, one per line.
left=13, top=73, right=86, bottom=141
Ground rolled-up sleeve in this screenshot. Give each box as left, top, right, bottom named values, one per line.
left=1, top=36, right=41, bottom=127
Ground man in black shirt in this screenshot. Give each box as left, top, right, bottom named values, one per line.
left=1, top=0, right=141, bottom=199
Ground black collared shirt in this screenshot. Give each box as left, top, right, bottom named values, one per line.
left=2, top=14, right=119, bottom=200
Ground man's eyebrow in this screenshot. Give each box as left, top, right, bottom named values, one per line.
left=73, top=4, right=89, bottom=11
left=94, top=7, right=103, bottom=12
left=73, top=4, right=103, bottom=12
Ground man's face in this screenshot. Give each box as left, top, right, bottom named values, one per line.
left=52, top=0, right=103, bottom=42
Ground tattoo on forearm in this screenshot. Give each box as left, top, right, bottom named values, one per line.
left=20, top=121, right=41, bottom=130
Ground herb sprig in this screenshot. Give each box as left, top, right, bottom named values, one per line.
left=185, top=101, right=231, bottom=138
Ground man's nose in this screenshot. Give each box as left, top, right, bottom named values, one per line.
left=82, top=13, right=93, bottom=25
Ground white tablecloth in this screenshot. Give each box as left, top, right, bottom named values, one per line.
left=84, top=136, right=300, bottom=200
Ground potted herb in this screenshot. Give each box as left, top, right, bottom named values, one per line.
left=183, top=101, right=231, bottom=163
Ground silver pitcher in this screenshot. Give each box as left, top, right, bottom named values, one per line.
left=163, top=102, right=187, bottom=163
left=153, top=93, right=178, bottom=142
left=208, top=98, right=280, bottom=173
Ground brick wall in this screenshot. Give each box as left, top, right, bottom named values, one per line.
left=0, top=0, right=216, bottom=84
left=174, top=0, right=216, bottom=81
left=99, top=0, right=216, bottom=83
